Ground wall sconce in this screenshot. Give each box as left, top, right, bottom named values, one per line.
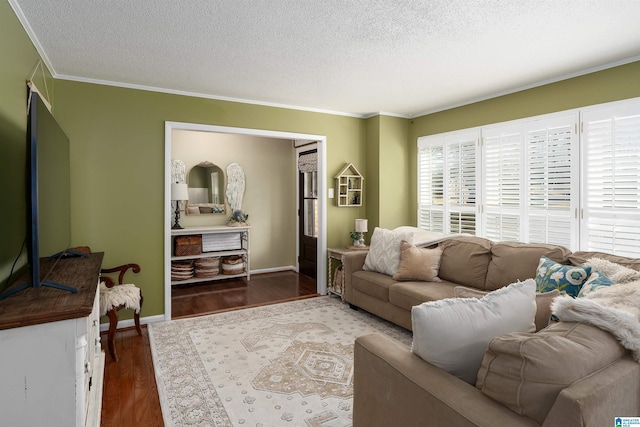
left=354, top=218, right=368, bottom=247
left=171, top=183, right=189, bottom=229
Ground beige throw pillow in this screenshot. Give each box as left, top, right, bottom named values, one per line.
left=454, top=286, right=560, bottom=332
left=393, top=241, right=442, bottom=282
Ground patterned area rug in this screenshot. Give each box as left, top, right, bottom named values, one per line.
left=149, top=296, right=412, bottom=426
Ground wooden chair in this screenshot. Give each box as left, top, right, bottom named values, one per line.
left=100, top=263, right=143, bottom=361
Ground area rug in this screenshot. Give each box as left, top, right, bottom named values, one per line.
left=148, top=296, right=412, bottom=426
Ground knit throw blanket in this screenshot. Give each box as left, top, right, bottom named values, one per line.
left=551, top=280, right=640, bottom=362
left=99, top=282, right=141, bottom=316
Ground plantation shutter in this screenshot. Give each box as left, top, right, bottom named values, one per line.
left=525, top=114, right=578, bottom=248
left=418, top=141, right=444, bottom=231
left=418, top=131, right=479, bottom=233
left=482, top=125, right=523, bottom=241
left=582, top=102, right=640, bottom=257
left=446, top=132, right=478, bottom=234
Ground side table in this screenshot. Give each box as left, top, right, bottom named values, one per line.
left=327, top=246, right=369, bottom=301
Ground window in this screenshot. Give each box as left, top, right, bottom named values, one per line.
left=418, top=130, right=478, bottom=235
left=582, top=103, right=640, bottom=257
left=417, top=98, right=640, bottom=256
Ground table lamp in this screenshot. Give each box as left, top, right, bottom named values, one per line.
left=355, top=218, right=368, bottom=247
left=171, top=183, right=189, bottom=229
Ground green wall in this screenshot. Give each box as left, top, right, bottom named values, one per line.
left=53, top=80, right=367, bottom=317
left=0, top=1, right=54, bottom=293
left=407, top=61, right=640, bottom=224
left=365, top=115, right=412, bottom=233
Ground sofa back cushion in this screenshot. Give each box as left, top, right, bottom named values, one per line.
left=485, top=242, right=571, bottom=291
left=476, top=321, right=627, bottom=425
left=569, top=251, right=640, bottom=272
left=438, top=236, right=493, bottom=289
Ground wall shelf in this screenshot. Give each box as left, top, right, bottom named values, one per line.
left=334, top=162, right=364, bottom=207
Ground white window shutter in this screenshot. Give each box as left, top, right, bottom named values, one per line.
left=482, top=125, right=522, bottom=241
left=525, top=114, right=578, bottom=249
left=582, top=102, right=640, bottom=257
left=417, top=141, right=444, bottom=232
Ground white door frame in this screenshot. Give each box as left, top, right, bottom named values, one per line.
left=164, top=121, right=328, bottom=320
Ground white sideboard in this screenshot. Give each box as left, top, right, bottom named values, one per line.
left=0, top=253, right=104, bottom=427
left=170, top=225, right=251, bottom=285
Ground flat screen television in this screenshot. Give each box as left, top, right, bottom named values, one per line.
left=0, top=91, right=81, bottom=300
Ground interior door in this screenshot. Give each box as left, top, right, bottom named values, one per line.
left=298, top=149, right=318, bottom=279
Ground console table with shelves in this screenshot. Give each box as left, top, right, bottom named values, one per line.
left=170, top=225, right=251, bottom=285
left=0, top=253, right=104, bottom=427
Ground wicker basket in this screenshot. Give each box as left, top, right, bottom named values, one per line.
left=221, top=255, right=245, bottom=275
left=174, top=235, right=202, bottom=256
left=194, top=257, right=220, bottom=278
left=171, top=260, right=194, bottom=281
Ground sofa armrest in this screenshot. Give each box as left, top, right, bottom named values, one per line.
left=342, top=251, right=368, bottom=303
left=542, top=356, right=640, bottom=427
left=354, top=333, right=538, bottom=427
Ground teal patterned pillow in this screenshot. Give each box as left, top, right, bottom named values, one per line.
left=535, top=256, right=591, bottom=297
left=577, top=270, right=614, bottom=297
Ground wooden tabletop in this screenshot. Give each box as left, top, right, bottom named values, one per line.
left=0, top=252, right=103, bottom=330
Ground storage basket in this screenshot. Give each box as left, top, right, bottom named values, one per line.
left=174, top=235, right=202, bottom=256
left=221, top=255, right=245, bottom=275
left=194, top=257, right=220, bottom=278
left=171, top=260, right=194, bottom=281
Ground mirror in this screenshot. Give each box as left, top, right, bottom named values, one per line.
left=186, top=161, right=226, bottom=215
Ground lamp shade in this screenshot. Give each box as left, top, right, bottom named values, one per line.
left=355, top=218, right=368, bottom=233
left=171, top=183, right=189, bottom=201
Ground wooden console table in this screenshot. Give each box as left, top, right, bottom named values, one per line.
left=0, top=253, right=104, bottom=426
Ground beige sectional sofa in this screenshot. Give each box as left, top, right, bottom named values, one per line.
left=342, top=235, right=640, bottom=426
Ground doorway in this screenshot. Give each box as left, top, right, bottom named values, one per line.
left=164, top=122, right=328, bottom=320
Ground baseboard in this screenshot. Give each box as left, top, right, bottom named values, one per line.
left=251, top=265, right=297, bottom=274
left=100, top=313, right=165, bottom=332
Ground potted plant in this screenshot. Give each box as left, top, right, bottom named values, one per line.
left=349, top=230, right=360, bottom=246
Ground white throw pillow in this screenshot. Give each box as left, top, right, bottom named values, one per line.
left=411, top=279, right=537, bottom=384
left=363, top=227, right=414, bottom=276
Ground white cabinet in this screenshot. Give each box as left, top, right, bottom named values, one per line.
left=171, top=225, right=251, bottom=285
left=0, top=253, right=104, bottom=427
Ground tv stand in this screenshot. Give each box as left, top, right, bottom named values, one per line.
left=0, top=253, right=105, bottom=426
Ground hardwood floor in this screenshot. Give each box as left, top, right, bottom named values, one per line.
left=100, top=271, right=318, bottom=426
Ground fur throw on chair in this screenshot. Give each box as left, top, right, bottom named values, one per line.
left=100, top=281, right=141, bottom=316
left=552, top=280, right=640, bottom=362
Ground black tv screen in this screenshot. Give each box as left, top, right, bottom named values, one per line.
left=28, top=92, right=73, bottom=288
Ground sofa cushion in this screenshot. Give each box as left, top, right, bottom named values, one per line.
left=363, top=227, right=415, bottom=276
left=389, top=280, right=458, bottom=311
left=438, top=236, right=493, bottom=289
left=485, top=242, right=571, bottom=291
left=454, top=286, right=560, bottom=332
left=476, top=321, right=627, bottom=425
left=392, top=241, right=442, bottom=282
left=411, top=279, right=536, bottom=384
left=535, top=256, right=591, bottom=297
left=352, top=270, right=396, bottom=302
left=569, top=251, right=640, bottom=272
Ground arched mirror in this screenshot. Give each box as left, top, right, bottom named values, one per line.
left=186, top=161, right=226, bottom=215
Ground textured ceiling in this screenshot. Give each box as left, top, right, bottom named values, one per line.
left=11, top=0, right=640, bottom=117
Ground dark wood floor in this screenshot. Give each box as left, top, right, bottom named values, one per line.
left=100, top=271, right=318, bottom=426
